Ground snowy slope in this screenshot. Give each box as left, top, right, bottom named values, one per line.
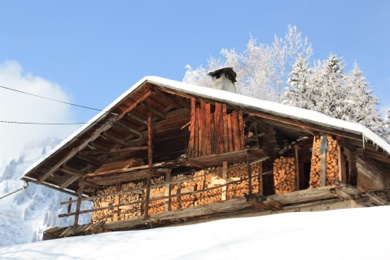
left=0, top=139, right=91, bottom=247
left=0, top=206, right=389, bottom=259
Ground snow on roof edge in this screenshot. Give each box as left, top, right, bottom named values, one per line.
left=22, top=77, right=151, bottom=177
left=146, top=76, right=390, bottom=155
left=23, top=75, right=390, bottom=179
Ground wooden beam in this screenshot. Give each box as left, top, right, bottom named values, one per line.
left=147, top=101, right=153, bottom=169
left=80, top=146, right=148, bottom=155
left=330, top=187, right=352, bottom=201
left=60, top=166, right=101, bottom=189
left=60, top=174, right=80, bottom=190
left=77, top=153, right=102, bottom=167
left=74, top=177, right=84, bottom=226
left=144, top=101, right=153, bottom=219
left=295, top=145, right=300, bottom=190
left=165, top=172, right=171, bottom=212
left=37, top=118, right=114, bottom=183
left=247, top=110, right=362, bottom=141
left=113, top=182, right=121, bottom=222
left=153, top=89, right=185, bottom=109
left=222, top=161, right=228, bottom=201
left=247, top=152, right=253, bottom=196
left=116, top=90, right=152, bottom=122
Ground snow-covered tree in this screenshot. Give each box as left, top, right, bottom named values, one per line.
left=284, top=54, right=311, bottom=108
left=285, top=53, right=347, bottom=118
left=345, top=63, right=383, bottom=133
left=183, top=25, right=313, bottom=101
left=314, top=53, right=347, bottom=119
left=379, top=108, right=390, bottom=143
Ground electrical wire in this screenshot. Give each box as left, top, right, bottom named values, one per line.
left=0, top=85, right=103, bottom=112
left=0, top=85, right=112, bottom=125
left=0, top=120, right=88, bottom=125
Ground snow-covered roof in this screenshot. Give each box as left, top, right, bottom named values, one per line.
left=22, top=76, right=390, bottom=189
left=145, top=76, right=390, bottom=154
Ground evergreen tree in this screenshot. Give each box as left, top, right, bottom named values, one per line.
left=314, top=53, right=347, bottom=119
left=345, top=63, right=383, bottom=133
left=284, top=54, right=311, bottom=109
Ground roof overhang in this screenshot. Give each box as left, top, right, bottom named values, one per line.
left=21, top=76, right=390, bottom=196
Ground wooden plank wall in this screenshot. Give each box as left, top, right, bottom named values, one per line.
left=187, top=99, right=245, bottom=157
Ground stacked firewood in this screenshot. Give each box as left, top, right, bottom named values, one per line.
left=196, top=168, right=223, bottom=206
left=309, top=135, right=339, bottom=188
left=273, top=156, right=296, bottom=194
left=91, top=162, right=262, bottom=222
left=227, top=162, right=260, bottom=198
left=118, top=182, right=143, bottom=221
left=92, top=186, right=116, bottom=223
left=148, top=177, right=166, bottom=215
left=170, top=175, right=197, bottom=210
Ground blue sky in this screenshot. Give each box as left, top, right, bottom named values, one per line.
left=1, top=0, right=390, bottom=123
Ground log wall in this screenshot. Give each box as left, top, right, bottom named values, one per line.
left=187, top=99, right=245, bottom=157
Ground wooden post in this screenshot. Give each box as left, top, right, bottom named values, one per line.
left=74, top=177, right=84, bottom=226
left=147, top=101, right=153, bottom=170
left=258, top=162, right=263, bottom=195
left=113, top=182, right=121, bottom=222
left=188, top=98, right=196, bottom=157
left=247, top=152, right=252, bottom=196
left=320, top=152, right=326, bottom=187
left=295, top=145, right=300, bottom=191
left=222, top=161, right=228, bottom=200
left=165, top=172, right=171, bottom=212
left=144, top=172, right=151, bottom=219
left=337, top=144, right=343, bottom=182
left=145, top=100, right=153, bottom=219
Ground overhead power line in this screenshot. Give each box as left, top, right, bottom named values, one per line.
left=0, top=120, right=88, bottom=125
left=0, top=85, right=103, bottom=112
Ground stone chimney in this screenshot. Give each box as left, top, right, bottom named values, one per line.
left=207, top=67, right=237, bottom=93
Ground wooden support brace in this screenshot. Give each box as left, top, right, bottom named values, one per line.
left=222, top=161, right=228, bottom=201
left=330, top=187, right=352, bottom=201
left=74, top=177, right=84, bottom=226
left=294, top=145, right=300, bottom=191
left=38, top=118, right=114, bottom=184
left=165, top=172, right=171, bottom=212
left=247, top=152, right=253, bottom=196
left=320, top=152, right=326, bottom=187
left=144, top=172, right=151, bottom=219
left=113, top=182, right=121, bottom=222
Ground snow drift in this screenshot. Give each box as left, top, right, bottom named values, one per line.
left=0, top=205, right=389, bottom=259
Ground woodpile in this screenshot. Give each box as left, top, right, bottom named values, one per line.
left=309, top=135, right=340, bottom=188
left=92, top=186, right=116, bottom=223
left=169, top=175, right=197, bottom=211
left=227, top=162, right=261, bottom=198
left=148, top=177, right=166, bottom=215
left=92, top=181, right=144, bottom=223
left=196, top=168, right=223, bottom=206
left=273, top=156, right=296, bottom=194
left=118, top=182, right=143, bottom=221
left=91, top=161, right=261, bottom=223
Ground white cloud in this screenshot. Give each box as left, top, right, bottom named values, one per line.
left=0, top=60, right=77, bottom=161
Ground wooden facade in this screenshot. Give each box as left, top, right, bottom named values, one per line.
left=21, top=77, right=390, bottom=240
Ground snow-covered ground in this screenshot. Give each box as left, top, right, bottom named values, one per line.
left=0, top=205, right=389, bottom=260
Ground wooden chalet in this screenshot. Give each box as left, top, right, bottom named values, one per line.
left=21, top=76, right=390, bottom=239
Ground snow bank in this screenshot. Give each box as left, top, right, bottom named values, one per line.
left=1, top=206, right=389, bottom=259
